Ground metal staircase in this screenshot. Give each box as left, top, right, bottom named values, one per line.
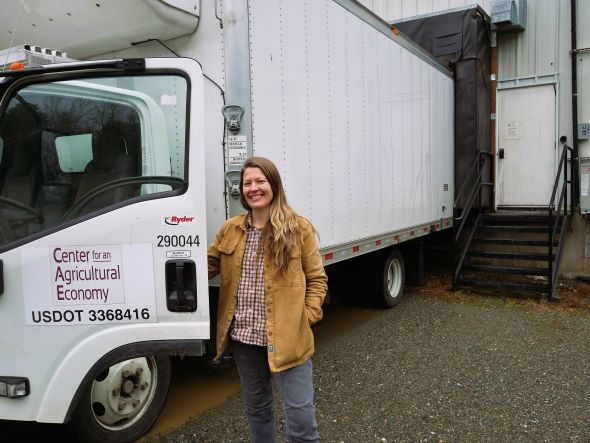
left=453, top=142, right=573, bottom=300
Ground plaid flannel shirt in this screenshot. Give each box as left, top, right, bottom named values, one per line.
left=230, top=216, right=267, bottom=346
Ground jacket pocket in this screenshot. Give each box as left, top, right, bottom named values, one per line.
left=218, top=239, right=238, bottom=284
left=218, top=239, right=238, bottom=254
left=275, top=248, right=303, bottom=287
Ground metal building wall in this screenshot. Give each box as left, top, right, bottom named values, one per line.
left=496, top=0, right=560, bottom=81
left=482, top=0, right=590, bottom=275
left=568, top=0, right=590, bottom=275
left=580, top=0, right=590, bottom=125
left=493, top=0, right=570, bottom=208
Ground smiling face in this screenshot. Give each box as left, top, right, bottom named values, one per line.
left=242, top=166, right=274, bottom=211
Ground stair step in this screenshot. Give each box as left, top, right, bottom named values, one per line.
left=458, top=278, right=547, bottom=292
left=480, top=214, right=551, bottom=224
left=478, top=225, right=551, bottom=233
left=472, top=238, right=557, bottom=247
left=468, top=251, right=554, bottom=261
left=463, top=264, right=549, bottom=276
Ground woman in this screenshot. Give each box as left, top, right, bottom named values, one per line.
left=208, top=156, right=327, bottom=442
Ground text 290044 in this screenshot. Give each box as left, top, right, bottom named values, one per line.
left=157, top=235, right=200, bottom=248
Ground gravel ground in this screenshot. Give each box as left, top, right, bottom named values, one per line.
left=145, top=290, right=590, bottom=443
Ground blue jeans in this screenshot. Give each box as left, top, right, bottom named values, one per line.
left=229, top=340, right=320, bottom=443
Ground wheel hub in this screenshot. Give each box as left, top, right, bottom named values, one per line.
left=387, top=258, right=402, bottom=298
left=121, top=379, right=136, bottom=396
left=90, top=357, right=156, bottom=430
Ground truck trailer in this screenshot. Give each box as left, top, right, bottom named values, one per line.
left=0, top=0, right=454, bottom=441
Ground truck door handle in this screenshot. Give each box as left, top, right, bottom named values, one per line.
left=498, top=148, right=505, bottom=159
left=165, top=260, right=197, bottom=312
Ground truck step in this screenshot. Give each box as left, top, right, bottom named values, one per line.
left=463, top=264, right=549, bottom=276
left=457, top=278, right=547, bottom=293
left=467, top=251, right=554, bottom=261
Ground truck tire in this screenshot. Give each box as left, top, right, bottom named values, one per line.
left=68, top=355, right=171, bottom=443
left=373, top=249, right=405, bottom=308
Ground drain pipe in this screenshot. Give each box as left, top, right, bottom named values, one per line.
left=490, top=31, right=498, bottom=211
left=570, top=0, right=580, bottom=209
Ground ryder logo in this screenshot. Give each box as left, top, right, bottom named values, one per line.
left=163, top=216, right=196, bottom=226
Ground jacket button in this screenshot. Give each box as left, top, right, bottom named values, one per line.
left=266, top=286, right=271, bottom=291
left=267, top=309, right=271, bottom=314
left=268, top=331, right=273, bottom=336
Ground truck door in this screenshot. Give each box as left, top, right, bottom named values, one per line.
left=0, top=58, right=208, bottom=442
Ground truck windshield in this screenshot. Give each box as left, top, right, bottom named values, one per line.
left=0, top=74, right=187, bottom=247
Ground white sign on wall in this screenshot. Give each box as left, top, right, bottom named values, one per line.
left=22, top=243, right=157, bottom=326
left=505, top=122, right=520, bottom=140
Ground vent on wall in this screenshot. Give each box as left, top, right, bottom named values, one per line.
left=490, top=0, right=527, bottom=33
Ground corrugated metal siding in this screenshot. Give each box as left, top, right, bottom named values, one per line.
left=497, top=0, right=559, bottom=79
left=580, top=0, right=590, bottom=48
left=358, top=0, right=490, bottom=22
left=578, top=0, right=590, bottom=158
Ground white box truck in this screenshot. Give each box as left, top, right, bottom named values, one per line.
left=0, top=0, right=454, bottom=441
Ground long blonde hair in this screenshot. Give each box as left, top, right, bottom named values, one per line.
left=240, top=157, right=304, bottom=273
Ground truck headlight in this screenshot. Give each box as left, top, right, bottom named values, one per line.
left=0, top=377, right=29, bottom=398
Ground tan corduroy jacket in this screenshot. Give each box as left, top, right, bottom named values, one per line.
left=207, top=213, right=327, bottom=372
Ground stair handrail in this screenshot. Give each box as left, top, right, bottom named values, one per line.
left=452, top=150, right=491, bottom=290
left=454, top=151, right=492, bottom=224
left=549, top=143, right=572, bottom=211
left=453, top=213, right=482, bottom=285
left=454, top=151, right=484, bottom=216
left=548, top=139, right=573, bottom=297
left=455, top=179, right=482, bottom=243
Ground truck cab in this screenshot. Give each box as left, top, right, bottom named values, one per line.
left=0, top=49, right=209, bottom=442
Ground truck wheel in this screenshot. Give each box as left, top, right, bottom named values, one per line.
left=68, top=355, right=171, bottom=443
left=373, top=249, right=405, bottom=308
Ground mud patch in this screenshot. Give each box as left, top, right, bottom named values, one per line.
left=410, top=270, right=590, bottom=318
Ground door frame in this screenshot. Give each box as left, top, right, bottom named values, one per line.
left=494, top=74, right=560, bottom=209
